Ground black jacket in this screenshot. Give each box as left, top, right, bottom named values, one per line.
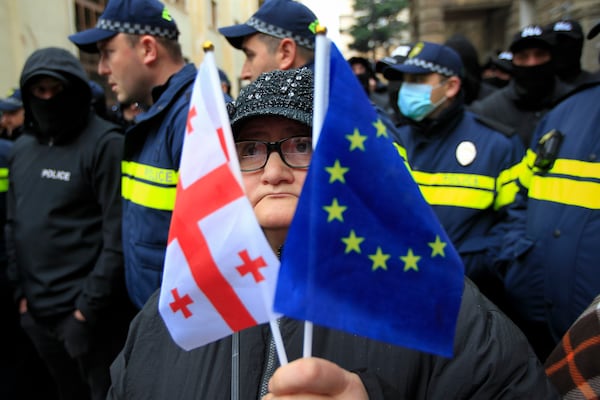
left=107, top=280, right=559, bottom=399
left=6, top=47, right=127, bottom=326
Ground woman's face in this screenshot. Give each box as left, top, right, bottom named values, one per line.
left=238, top=115, right=310, bottom=242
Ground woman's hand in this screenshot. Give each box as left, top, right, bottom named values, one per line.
left=263, top=357, right=368, bottom=399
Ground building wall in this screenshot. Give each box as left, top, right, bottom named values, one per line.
left=0, top=0, right=196, bottom=97
left=4, top=0, right=596, bottom=98
left=409, top=0, right=600, bottom=72
left=188, top=0, right=260, bottom=96
left=0, top=0, right=309, bottom=99
left=0, top=0, right=78, bottom=94
left=164, top=0, right=194, bottom=62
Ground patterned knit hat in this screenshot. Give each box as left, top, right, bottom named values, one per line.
left=69, top=0, right=179, bottom=53
left=228, top=68, right=313, bottom=136
left=219, top=0, right=319, bottom=50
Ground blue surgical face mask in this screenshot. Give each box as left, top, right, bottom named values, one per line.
left=397, top=82, right=446, bottom=122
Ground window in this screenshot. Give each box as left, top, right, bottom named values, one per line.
left=73, top=0, right=111, bottom=101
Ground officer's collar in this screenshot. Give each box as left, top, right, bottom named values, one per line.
left=409, top=96, right=464, bottom=138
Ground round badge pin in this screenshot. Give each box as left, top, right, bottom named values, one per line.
left=456, top=141, right=476, bottom=166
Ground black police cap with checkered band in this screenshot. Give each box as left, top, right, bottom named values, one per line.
left=383, top=41, right=464, bottom=81
left=69, top=0, right=179, bottom=53
left=219, top=0, right=319, bottom=51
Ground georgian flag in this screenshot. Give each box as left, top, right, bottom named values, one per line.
left=158, top=49, right=280, bottom=351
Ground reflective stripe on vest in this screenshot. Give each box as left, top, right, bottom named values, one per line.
left=412, top=171, right=495, bottom=210
left=393, top=142, right=412, bottom=173
left=393, top=143, right=518, bottom=210
left=0, top=167, right=8, bottom=193
left=122, top=161, right=178, bottom=211
left=529, top=157, right=600, bottom=209
left=495, top=162, right=521, bottom=210
left=518, top=150, right=537, bottom=189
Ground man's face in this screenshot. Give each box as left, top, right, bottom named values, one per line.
left=240, top=115, right=309, bottom=237
left=97, top=33, right=147, bottom=104
left=0, top=108, right=24, bottom=135
left=240, top=34, right=281, bottom=82
left=512, top=48, right=551, bottom=67
left=28, top=76, right=64, bottom=100
left=403, top=73, right=448, bottom=105
left=351, top=63, right=367, bottom=75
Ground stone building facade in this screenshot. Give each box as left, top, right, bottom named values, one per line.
left=409, top=0, right=600, bottom=71
left=0, top=0, right=259, bottom=98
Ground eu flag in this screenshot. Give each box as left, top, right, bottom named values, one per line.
left=274, top=39, right=464, bottom=357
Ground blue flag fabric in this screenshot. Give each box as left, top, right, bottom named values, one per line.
left=274, top=42, right=464, bottom=357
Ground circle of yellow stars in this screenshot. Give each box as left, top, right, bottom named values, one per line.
left=321, top=118, right=449, bottom=273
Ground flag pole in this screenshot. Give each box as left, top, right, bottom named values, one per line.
left=199, top=41, right=243, bottom=400
left=312, top=25, right=330, bottom=147
left=302, top=25, right=330, bottom=359
left=203, top=39, right=290, bottom=368
left=270, top=319, right=288, bottom=366
left=203, top=42, right=288, bottom=395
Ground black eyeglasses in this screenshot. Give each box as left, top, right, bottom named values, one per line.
left=235, top=136, right=313, bottom=172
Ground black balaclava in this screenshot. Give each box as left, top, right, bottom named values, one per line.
left=20, top=48, right=93, bottom=145
left=25, top=75, right=90, bottom=144
left=483, top=76, right=510, bottom=89
left=512, top=59, right=556, bottom=106
left=509, top=26, right=556, bottom=107
left=553, top=36, right=583, bottom=82
left=348, top=57, right=375, bottom=96
left=545, top=20, right=584, bottom=83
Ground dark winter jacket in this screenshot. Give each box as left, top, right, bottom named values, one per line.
left=393, top=100, right=522, bottom=301
left=121, top=63, right=196, bottom=309
left=500, top=82, right=600, bottom=343
left=6, top=47, right=127, bottom=325
left=107, top=280, right=559, bottom=399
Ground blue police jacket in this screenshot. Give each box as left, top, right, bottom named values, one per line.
left=121, top=63, right=197, bottom=308
left=394, top=105, right=522, bottom=279
left=502, top=82, right=600, bottom=341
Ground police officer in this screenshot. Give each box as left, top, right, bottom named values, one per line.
left=69, top=0, right=197, bottom=309
left=0, top=89, right=24, bottom=140
left=544, top=19, right=597, bottom=88
left=470, top=25, right=573, bottom=149
left=498, top=20, right=600, bottom=362
left=383, top=41, right=523, bottom=305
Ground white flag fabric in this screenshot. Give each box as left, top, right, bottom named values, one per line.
left=158, top=50, right=280, bottom=351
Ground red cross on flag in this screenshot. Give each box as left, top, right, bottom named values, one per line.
left=158, top=47, right=280, bottom=351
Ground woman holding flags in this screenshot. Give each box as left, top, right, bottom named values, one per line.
left=105, top=35, right=557, bottom=398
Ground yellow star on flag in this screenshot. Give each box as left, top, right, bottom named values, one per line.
left=341, top=230, right=364, bottom=254
left=428, top=235, right=447, bottom=257
left=323, top=198, right=347, bottom=222
left=372, top=118, right=388, bottom=138
left=401, top=249, right=421, bottom=272
left=346, top=128, right=367, bottom=151
left=325, top=160, right=349, bottom=184
left=369, top=247, right=390, bottom=271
